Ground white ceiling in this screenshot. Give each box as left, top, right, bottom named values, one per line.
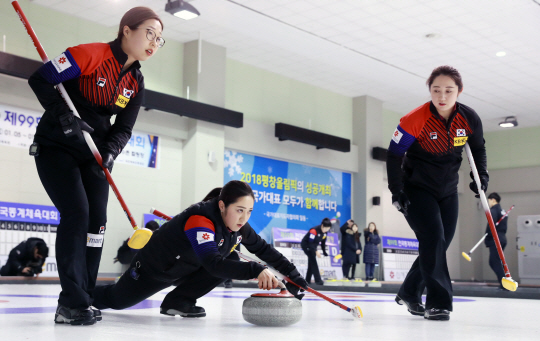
left=31, top=0, right=540, bottom=132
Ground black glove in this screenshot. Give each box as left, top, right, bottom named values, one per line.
left=392, top=191, right=410, bottom=216
left=59, top=111, right=93, bottom=143
left=469, top=171, right=488, bottom=198
left=101, top=151, right=114, bottom=173
left=285, top=269, right=308, bottom=300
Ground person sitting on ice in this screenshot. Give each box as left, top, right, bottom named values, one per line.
left=93, top=180, right=308, bottom=319
left=0, top=237, right=48, bottom=277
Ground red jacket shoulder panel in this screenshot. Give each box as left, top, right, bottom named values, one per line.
left=185, top=215, right=216, bottom=232
left=399, top=102, right=431, bottom=138
left=67, top=43, right=114, bottom=76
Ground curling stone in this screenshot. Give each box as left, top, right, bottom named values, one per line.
left=367, top=279, right=382, bottom=287
left=341, top=279, right=353, bottom=286
left=350, top=279, right=366, bottom=287
left=242, top=282, right=302, bottom=326
left=324, top=279, right=342, bottom=286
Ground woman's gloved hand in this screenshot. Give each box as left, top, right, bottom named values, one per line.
left=392, top=191, right=410, bottom=216
left=285, top=269, right=308, bottom=300
left=469, top=171, right=488, bottom=198
left=59, top=111, right=93, bottom=143
left=101, top=151, right=114, bottom=173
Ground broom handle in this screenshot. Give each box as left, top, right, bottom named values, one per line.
left=468, top=205, right=514, bottom=254
left=465, top=143, right=511, bottom=278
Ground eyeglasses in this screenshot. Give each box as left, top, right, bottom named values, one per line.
left=146, top=29, right=165, bottom=48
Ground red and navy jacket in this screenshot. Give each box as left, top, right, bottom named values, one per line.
left=28, top=39, right=144, bottom=158
left=301, top=225, right=327, bottom=253
left=136, top=198, right=298, bottom=282
left=387, top=102, right=487, bottom=198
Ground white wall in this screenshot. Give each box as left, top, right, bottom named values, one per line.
left=224, top=118, right=358, bottom=173
left=458, top=165, right=540, bottom=282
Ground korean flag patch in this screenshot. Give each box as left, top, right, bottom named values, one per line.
left=52, top=53, right=72, bottom=73
left=123, top=88, right=134, bottom=98
left=196, top=231, right=214, bottom=244
left=456, top=129, right=466, bottom=137
left=309, top=234, right=315, bottom=239
left=236, top=236, right=242, bottom=244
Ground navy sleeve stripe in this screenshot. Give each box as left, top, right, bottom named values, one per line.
left=38, top=50, right=81, bottom=85
left=185, top=226, right=219, bottom=259
left=388, top=125, right=416, bottom=157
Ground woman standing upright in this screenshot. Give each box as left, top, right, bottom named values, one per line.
left=363, top=222, right=380, bottom=281
left=340, top=220, right=362, bottom=280
left=28, top=7, right=164, bottom=325
left=386, top=66, right=488, bottom=321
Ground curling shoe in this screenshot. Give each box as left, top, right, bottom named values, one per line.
left=90, top=306, right=102, bottom=321
left=395, top=295, right=425, bottom=316
left=160, top=303, right=206, bottom=318
left=424, top=308, right=450, bottom=321
left=54, top=305, right=96, bottom=325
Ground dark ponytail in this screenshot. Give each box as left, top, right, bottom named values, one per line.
left=202, top=180, right=255, bottom=207
left=202, top=188, right=222, bottom=202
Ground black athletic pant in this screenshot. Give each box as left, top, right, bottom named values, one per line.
left=35, top=144, right=109, bottom=309
left=488, top=242, right=506, bottom=287
left=303, top=249, right=322, bottom=283
left=397, top=185, right=458, bottom=311
left=342, top=262, right=356, bottom=279
left=93, top=260, right=230, bottom=311
left=0, top=259, right=19, bottom=276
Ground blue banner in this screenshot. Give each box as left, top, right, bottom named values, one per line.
left=0, top=201, right=60, bottom=225
left=142, top=213, right=168, bottom=228
left=382, top=236, right=419, bottom=250
left=224, top=150, right=351, bottom=242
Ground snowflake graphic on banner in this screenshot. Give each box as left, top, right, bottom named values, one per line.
left=224, top=150, right=243, bottom=177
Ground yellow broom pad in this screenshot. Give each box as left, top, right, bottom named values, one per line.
left=127, top=228, right=153, bottom=249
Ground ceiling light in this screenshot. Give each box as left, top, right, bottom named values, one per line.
left=165, top=0, right=200, bottom=20
left=496, top=51, right=506, bottom=57
left=425, top=33, right=441, bottom=39
left=499, top=116, right=518, bottom=128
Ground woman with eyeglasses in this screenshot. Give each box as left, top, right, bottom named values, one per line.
left=27, top=7, right=164, bottom=326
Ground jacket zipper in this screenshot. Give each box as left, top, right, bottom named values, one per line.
left=109, top=65, right=130, bottom=107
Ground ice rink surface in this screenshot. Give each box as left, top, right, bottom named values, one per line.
left=0, top=284, right=538, bottom=341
